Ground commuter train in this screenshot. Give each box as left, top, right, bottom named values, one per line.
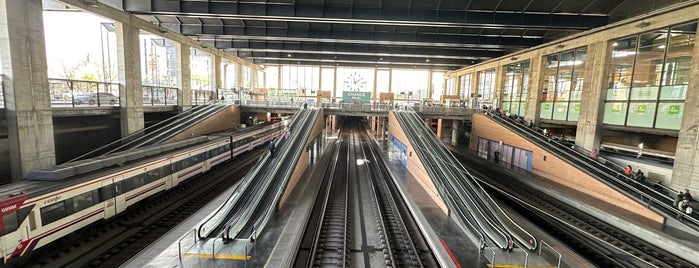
left=0, top=121, right=283, bottom=264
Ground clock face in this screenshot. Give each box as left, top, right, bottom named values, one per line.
left=344, top=72, right=367, bottom=91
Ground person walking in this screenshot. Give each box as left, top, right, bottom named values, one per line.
left=494, top=151, right=500, bottom=163
left=269, top=138, right=276, bottom=158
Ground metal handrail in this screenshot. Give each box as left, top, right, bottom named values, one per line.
left=538, top=240, right=562, bottom=268
left=177, top=228, right=198, bottom=261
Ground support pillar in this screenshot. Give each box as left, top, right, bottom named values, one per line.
left=671, top=28, right=699, bottom=191
left=492, top=65, right=505, bottom=109
left=525, top=55, right=544, bottom=123
left=177, top=44, right=191, bottom=110
left=575, top=41, right=611, bottom=151
left=0, top=0, right=55, bottom=181
left=212, top=54, right=221, bottom=99
left=115, top=21, right=143, bottom=136
left=452, top=120, right=460, bottom=145
left=436, top=119, right=445, bottom=139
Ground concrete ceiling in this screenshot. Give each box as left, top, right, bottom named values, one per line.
left=120, top=0, right=686, bottom=70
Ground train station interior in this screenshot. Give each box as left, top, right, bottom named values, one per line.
left=1, top=0, right=699, bottom=267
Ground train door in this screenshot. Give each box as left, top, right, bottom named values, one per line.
left=102, top=179, right=117, bottom=219
left=114, top=176, right=127, bottom=214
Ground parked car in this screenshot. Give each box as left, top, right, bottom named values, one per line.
left=73, top=92, right=118, bottom=106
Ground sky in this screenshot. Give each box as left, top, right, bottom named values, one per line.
left=43, top=10, right=116, bottom=79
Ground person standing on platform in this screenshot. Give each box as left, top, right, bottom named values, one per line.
left=589, top=149, right=599, bottom=159
left=494, top=151, right=500, bottom=163
left=269, top=138, right=276, bottom=158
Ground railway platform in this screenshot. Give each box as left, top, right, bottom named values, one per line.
left=451, top=145, right=699, bottom=266
left=123, top=126, right=592, bottom=268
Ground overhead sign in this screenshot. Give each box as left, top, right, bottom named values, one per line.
left=343, top=91, right=371, bottom=104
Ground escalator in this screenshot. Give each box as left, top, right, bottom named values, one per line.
left=69, top=101, right=230, bottom=162
left=482, top=113, right=699, bottom=229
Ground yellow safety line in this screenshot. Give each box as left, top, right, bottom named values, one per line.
left=181, top=253, right=251, bottom=260
left=487, top=265, right=557, bottom=268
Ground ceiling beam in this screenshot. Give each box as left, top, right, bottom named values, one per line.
left=125, top=1, right=609, bottom=31
left=183, top=25, right=542, bottom=49
left=221, top=41, right=503, bottom=59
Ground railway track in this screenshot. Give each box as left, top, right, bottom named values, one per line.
left=24, top=148, right=264, bottom=268
left=298, top=121, right=436, bottom=267
left=454, top=151, right=697, bottom=268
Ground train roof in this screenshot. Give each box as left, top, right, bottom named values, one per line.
left=0, top=121, right=282, bottom=204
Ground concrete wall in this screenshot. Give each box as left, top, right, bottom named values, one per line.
left=53, top=115, right=121, bottom=163
left=280, top=109, right=325, bottom=207
left=470, top=113, right=664, bottom=224
left=388, top=111, right=448, bottom=215
left=166, top=106, right=241, bottom=142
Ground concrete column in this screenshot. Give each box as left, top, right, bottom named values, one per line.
left=469, top=72, right=478, bottom=108
left=177, top=44, right=191, bottom=110
left=237, top=62, right=244, bottom=100
left=212, top=54, right=221, bottom=99
left=575, top=41, right=611, bottom=151
left=436, top=119, right=444, bottom=138
left=426, top=70, right=433, bottom=103
left=115, top=21, right=143, bottom=136
left=493, top=65, right=505, bottom=109
left=672, top=27, right=699, bottom=191
left=525, top=55, right=544, bottom=123
left=452, top=120, right=460, bottom=145
left=0, top=0, right=55, bottom=180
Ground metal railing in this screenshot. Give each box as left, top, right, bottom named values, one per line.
left=142, top=85, right=178, bottom=106
left=49, top=78, right=120, bottom=107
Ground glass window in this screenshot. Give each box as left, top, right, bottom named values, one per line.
left=431, top=72, right=445, bottom=101
left=540, top=102, right=553, bottom=119
left=376, top=70, right=390, bottom=96
left=281, top=65, right=320, bottom=100
left=41, top=201, right=67, bottom=225
left=603, top=102, right=627, bottom=125
left=477, top=69, right=495, bottom=107
left=445, top=77, right=456, bottom=95
left=540, top=47, right=587, bottom=121
left=2, top=213, right=19, bottom=235
left=552, top=102, right=569, bottom=121
left=321, top=68, right=335, bottom=92
left=392, top=69, right=428, bottom=102
left=459, top=74, right=472, bottom=107
left=72, top=191, right=95, bottom=212
left=501, top=60, right=530, bottom=116
left=655, top=103, right=684, bottom=129
left=626, top=103, right=657, bottom=128
left=604, top=21, right=696, bottom=130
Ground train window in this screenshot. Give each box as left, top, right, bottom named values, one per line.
left=40, top=201, right=67, bottom=226
left=71, top=191, right=94, bottom=212
left=2, top=212, right=19, bottom=235
left=99, top=185, right=114, bottom=202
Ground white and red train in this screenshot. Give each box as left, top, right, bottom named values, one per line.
left=0, top=121, right=283, bottom=265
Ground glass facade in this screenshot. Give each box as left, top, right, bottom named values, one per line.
left=501, top=60, right=530, bottom=117
left=281, top=65, right=320, bottom=100
left=477, top=69, right=495, bottom=108
left=459, top=74, right=472, bottom=107
left=431, top=71, right=445, bottom=101
left=445, top=77, right=456, bottom=95
left=393, top=69, right=428, bottom=102
left=540, top=47, right=587, bottom=122
left=604, top=21, right=696, bottom=130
